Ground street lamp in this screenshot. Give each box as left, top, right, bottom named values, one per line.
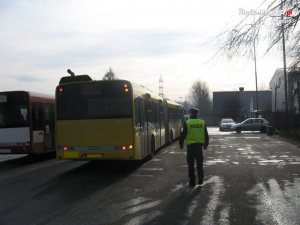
left=243, top=23, right=259, bottom=118
left=274, top=82, right=280, bottom=129
left=253, top=36, right=259, bottom=118
left=244, top=32, right=259, bottom=118
left=280, top=0, right=289, bottom=131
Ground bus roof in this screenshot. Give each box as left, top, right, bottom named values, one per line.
left=164, top=99, right=183, bottom=109
left=59, top=75, right=92, bottom=84
left=56, top=77, right=183, bottom=107
left=0, top=91, right=54, bottom=103
left=57, top=78, right=164, bottom=103
left=131, top=82, right=163, bottom=103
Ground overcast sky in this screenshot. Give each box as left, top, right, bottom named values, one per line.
left=0, top=0, right=287, bottom=101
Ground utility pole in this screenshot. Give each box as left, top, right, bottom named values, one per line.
left=253, top=36, right=259, bottom=118
left=280, top=0, right=289, bottom=131
left=245, top=20, right=259, bottom=118
left=159, top=76, right=164, bottom=98
left=274, top=82, right=280, bottom=129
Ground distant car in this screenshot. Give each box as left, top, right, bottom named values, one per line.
left=231, top=118, right=269, bottom=133
left=219, top=118, right=236, bottom=131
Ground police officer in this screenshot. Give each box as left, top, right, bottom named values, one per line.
left=179, top=107, right=209, bottom=187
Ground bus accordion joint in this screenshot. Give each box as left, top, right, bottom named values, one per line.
left=142, top=93, right=151, bottom=99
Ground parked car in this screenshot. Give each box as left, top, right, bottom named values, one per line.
left=231, top=118, right=269, bottom=133
left=219, top=118, right=236, bottom=131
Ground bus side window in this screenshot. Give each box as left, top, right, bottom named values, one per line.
left=44, top=104, right=54, bottom=134
left=44, top=107, right=50, bottom=121
left=134, top=97, right=142, bottom=128
left=159, top=104, right=164, bottom=130
left=145, top=100, right=154, bottom=129
left=19, top=108, right=28, bottom=121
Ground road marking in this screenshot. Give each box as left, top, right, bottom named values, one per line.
left=138, top=167, right=164, bottom=171
left=130, top=174, right=154, bottom=178
left=247, top=178, right=300, bottom=225
left=201, top=176, right=226, bottom=225
left=124, top=211, right=163, bottom=225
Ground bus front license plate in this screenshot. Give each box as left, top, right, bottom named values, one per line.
left=86, top=153, right=102, bottom=159
left=64, top=152, right=79, bottom=158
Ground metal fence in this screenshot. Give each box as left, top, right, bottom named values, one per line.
left=271, top=111, right=300, bottom=133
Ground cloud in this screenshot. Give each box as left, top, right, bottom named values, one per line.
left=5, top=75, right=44, bottom=82
left=0, top=0, right=285, bottom=100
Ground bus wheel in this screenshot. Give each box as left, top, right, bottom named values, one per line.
left=150, top=136, right=155, bottom=158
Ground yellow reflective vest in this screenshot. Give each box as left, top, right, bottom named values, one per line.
left=184, top=119, right=205, bottom=145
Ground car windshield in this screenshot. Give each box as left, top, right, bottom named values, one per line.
left=0, top=92, right=29, bottom=128
left=222, top=119, right=234, bottom=123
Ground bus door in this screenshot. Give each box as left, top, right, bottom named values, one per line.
left=163, top=102, right=169, bottom=144
left=145, top=100, right=151, bottom=156
left=134, top=97, right=146, bottom=159
left=43, top=104, right=54, bottom=150
left=32, top=103, right=45, bottom=152
left=159, top=104, right=165, bottom=146
left=139, top=99, right=148, bottom=158
left=154, top=103, right=159, bottom=148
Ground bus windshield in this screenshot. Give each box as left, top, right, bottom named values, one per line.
left=57, top=81, right=132, bottom=120
left=0, top=92, right=29, bottom=128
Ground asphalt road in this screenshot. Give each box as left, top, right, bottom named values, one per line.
left=0, top=128, right=299, bottom=225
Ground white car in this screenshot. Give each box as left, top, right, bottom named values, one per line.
left=219, top=118, right=236, bottom=131
left=231, top=118, right=269, bottom=133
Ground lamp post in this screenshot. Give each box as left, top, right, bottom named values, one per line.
left=245, top=33, right=259, bottom=118
left=274, top=82, right=280, bottom=129
left=233, top=25, right=259, bottom=116
left=280, top=0, right=289, bottom=131
left=243, top=24, right=259, bottom=118
left=253, top=36, right=259, bottom=118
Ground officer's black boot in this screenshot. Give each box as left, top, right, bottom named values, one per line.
left=189, top=178, right=196, bottom=187
left=198, top=178, right=203, bottom=185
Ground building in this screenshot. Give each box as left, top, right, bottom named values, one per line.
left=269, top=67, right=300, bottom=113
left=269, top=67, right=300, bottom=130
left=213, top=90, right=272, bottom=125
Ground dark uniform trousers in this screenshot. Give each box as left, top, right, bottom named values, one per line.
left=186, top=143, right=204, bottom=183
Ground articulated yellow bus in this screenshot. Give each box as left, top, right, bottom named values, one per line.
left=55, top=74, right=183, bottom=160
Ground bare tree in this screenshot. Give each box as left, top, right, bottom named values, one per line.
left=189, top=80, right=212, bottom=117
left=103, top=68, right=118, bottom=80
left=215, top=0, right=300, bottom=66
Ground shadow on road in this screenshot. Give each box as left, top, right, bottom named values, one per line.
left=0, top=152, right=56, bottom=172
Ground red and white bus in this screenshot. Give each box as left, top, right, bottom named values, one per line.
left=0, top=91, right=55, bottom=154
